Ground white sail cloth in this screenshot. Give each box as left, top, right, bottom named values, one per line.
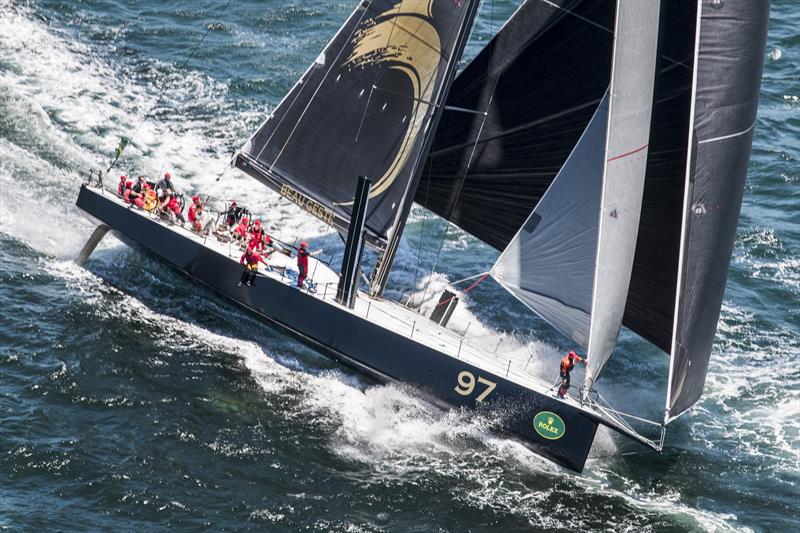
left=490, top=94, right=609, bottom=348
left=491, top=0, right=661, bottom=387
left=584, top=0, right=661, bottom=388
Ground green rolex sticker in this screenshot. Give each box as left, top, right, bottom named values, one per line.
left=533, top=411, right=565, bottom=440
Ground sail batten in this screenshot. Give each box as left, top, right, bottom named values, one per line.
left=584, top=0, right=661, bottom=388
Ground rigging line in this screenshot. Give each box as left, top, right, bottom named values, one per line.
left=428, top=98, right=602, bottom=157
left=449, top=270, right=491, bottom=286
left=409, top=162, right=433, bottom=307
left=419, top=0, right=498, bottom=308
left=537, top=0, right=688, bottom=72
left=111, top=0, right=235, bottom=172
left=433, top=272, right=488, bottom=309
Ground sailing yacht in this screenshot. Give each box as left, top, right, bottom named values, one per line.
left=75, top=0, right=770, bottom=472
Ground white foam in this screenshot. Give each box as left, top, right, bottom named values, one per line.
left=0, top=4, right=331, bottom=251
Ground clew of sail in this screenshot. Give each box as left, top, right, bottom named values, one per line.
left=584, top=0, right=661, bottom=389
left=490, top=93, right=609, bottom=349
left=234, top=0, right=480, bottom=248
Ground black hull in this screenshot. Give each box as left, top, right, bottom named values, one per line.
left=76, top=186, right=598, bottom=472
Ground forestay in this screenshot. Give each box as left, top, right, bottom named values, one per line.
left=584, top=0, right=661, bottom=389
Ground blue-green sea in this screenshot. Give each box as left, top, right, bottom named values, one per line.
left=0, top=1, right=798, bottom=531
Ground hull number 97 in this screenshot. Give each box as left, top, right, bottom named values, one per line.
left=454, top=371, right=497, bottom=402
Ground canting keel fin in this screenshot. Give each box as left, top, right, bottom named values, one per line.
left=77, top=224, right=110, bottom=266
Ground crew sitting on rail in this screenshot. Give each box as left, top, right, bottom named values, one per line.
left=160, top=192, right=185, bottom=225
left=248, top=220, right=266, bottom=250
left=238, top=242, right=272, bottom=287
left=187, top=195, right=206, bottom=233
left=296, top=241, right=322, bottom=290
left=225, top=201, right=244, bottom=229
left=117, top=175, right=130, bottom=196
left=232, top=217, right=249, bottom=243
left=156, top=172, right=175, bottom=197
left=124, top=176, right=147, bottom=208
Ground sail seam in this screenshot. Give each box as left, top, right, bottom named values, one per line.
left=697, top=119, right=757, bottom=145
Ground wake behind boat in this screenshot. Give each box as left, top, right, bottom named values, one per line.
left=75, top=0, right=770, bottom=473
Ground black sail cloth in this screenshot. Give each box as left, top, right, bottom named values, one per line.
left=417, top=0, right=693, bottom=354
left=416, top=0, right=616, bottom=251
left=667, top=0, right=770, bottom=421
left=419, top=0, right=770, bottom=420
left=236, top=0, right=481, bottom=247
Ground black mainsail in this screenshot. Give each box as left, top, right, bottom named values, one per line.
left=235, top=0, right=481, bottom=252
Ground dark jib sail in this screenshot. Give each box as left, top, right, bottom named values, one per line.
left=235, top=0, right=480, bottom=248
left=416, top=0, right=616, bottom=251
left=666, top=0, right=770, bottom=421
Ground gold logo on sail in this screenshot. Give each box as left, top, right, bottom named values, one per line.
left=343, top=0, right=442, bottom=199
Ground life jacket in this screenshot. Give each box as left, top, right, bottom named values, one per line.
left=248, top=229, right=264, bottom=249
left=143, top=190, right=157, bottom=211
left=297, top=248, right=309, bottom=269
left=560, top=353, right=582, bottom=374
left=166, top=196, right=181, bottom=213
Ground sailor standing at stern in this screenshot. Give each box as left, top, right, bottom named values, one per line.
left=558, top=351, right=587, bottom=399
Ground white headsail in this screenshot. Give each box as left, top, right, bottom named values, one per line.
left=491, top=0, right=661, bottom=385
left=584, top=0, right=662, bottom=389
left=490, top=94, right=609, bottom=348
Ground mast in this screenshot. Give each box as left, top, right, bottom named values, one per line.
left=583, top=0, right=661, bottom=390
left=369, top=0, right=483, bottom=297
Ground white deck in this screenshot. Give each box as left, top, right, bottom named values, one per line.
left=87, top=186, right=660, bottom=449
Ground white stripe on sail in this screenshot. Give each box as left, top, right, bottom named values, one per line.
left=584, top=0, right=662, bottom=389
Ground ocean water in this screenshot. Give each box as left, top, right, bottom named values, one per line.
left=0, top=1, right=798, bottom=531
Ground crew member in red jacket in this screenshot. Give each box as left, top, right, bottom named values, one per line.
left=162, top=193, right=185, bottom=225
left=558, top=351, right=587, bottom=399
left=296, top=241, right=321, bottom=289
left=187, top=195, right=204, bottom=232
left=248, top=220, right=265, bottom=251
left=233, top=217, right=249, bottom=243
left=239, top=244, right=271, bottom=287
left=117, top=175, right=129, bottom=196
